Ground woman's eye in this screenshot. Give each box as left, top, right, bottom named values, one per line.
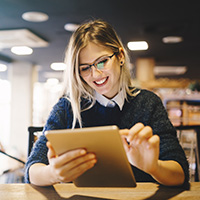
left=81, top=66, right=90, bottom=71
left=96, top=58, right=108, bottom=69
left=96, top=62, right=104, bottom=69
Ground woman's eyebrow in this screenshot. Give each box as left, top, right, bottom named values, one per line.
left=79, top=54, right=109, bottom=66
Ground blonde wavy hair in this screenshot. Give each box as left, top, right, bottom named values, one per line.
left=62, top=19, right=136, bottom=128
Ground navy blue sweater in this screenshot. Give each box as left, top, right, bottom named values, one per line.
left=25, top=89, right=189, bottom=184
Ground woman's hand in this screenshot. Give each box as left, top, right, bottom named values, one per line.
left=120, top=123, right=185, bottom=186
left=46, top=141, right=97, bottom=184
left=120, top=123, right=160, bottom=175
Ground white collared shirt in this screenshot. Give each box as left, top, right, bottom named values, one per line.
left=95, top=91, right=125, bottom=110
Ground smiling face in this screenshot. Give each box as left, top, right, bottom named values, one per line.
left=79, top=42, right=124, bottom=99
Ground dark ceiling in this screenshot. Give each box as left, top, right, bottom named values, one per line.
left=0, top=0, right=200, bottom=81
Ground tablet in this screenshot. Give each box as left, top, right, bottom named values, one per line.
left=45, top=125, right=136, bottom=187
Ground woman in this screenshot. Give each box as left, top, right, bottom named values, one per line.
left=25, top=19, right=189, bottom=186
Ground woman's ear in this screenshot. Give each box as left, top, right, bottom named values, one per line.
left=118, top=47, right=125, bottom=65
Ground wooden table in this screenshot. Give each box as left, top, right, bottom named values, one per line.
left=0, top=182, right=200, bottom=200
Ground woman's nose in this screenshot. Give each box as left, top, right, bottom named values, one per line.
left=91, top=65, right=102, bottom=77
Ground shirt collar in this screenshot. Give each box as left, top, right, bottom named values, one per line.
left=95, top=91, right=125, bottom=110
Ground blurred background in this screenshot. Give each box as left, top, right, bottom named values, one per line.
left=0, top=0, right=199, bottom=182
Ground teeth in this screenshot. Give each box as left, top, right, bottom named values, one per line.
left=95, top=77, right=107, bottom=85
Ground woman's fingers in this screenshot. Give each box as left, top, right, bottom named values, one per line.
left=53, top=152, right=97, bottom=183
left=47, top=141, right=56, bottom=159
left=121, top=136, right=129, bottom=152
left=47, top=141, right=90, bottom=167
left=61, top=152, right=96, bottom=172
left=46, top=141, right=97, bottom=183
left=119, top=129, right=129, bottom=136
left=148, top=134, right=160, bottom=148
left=120, top=124, right=160, bottom=174
left=121, top=123, right=154, bottom=148
left=135, top=126, right=153, bottom=145
left=53, top=149, right=87, bottom=167
left=127, top=123, right=153, bottom=144
left=127, top=123, right=144, bottom=142
left=58, top=155, right=97, bottom=182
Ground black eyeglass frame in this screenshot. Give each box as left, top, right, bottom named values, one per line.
left=79, top=52, right=117, bottom=77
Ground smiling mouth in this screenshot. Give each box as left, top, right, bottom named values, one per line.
left=94, top=77, right=108, bottom=86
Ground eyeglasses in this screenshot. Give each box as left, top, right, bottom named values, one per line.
left=79, top=52, right=116, bottom=77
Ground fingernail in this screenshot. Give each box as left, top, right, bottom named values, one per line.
left=89, top=154, right=95, bottom=159
left=80, top=149, right=86, bottom=155
left=91, top=159, right=97, bottom=164
left=136, top=139, right=140, bottom=145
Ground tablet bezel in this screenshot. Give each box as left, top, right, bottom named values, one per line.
left=45, top=125, right=136, bottom=187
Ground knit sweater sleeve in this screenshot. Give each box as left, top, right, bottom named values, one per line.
left=123, top=90, right=189, bottom=184
left=24, top=97, right=72, bottom=183
left=144, top=91, right=190, bottom=184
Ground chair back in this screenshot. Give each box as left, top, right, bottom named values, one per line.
left=27, top=126, right=43, bottom=156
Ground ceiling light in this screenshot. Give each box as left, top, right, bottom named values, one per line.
left=46, top=78, right=59, bottom=85
left=162, top=36, right=183, bottom=44
left=0, top=64, right=7, bottom=72
left=154, top=66, right=187, bottom=76
left=64, top=23, right=80, bottom=32
left=127, top=41, right=148, bottom=51
left=11, top=46, right=33, bottom=55
left=43, top=71, right=63, bottom=79
left=50, top=62, right=66, bottom=71
left=22, top=11, right=49, bottom=22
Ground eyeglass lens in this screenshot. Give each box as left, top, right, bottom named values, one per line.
left=80, top=53, right=115, bottom=77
